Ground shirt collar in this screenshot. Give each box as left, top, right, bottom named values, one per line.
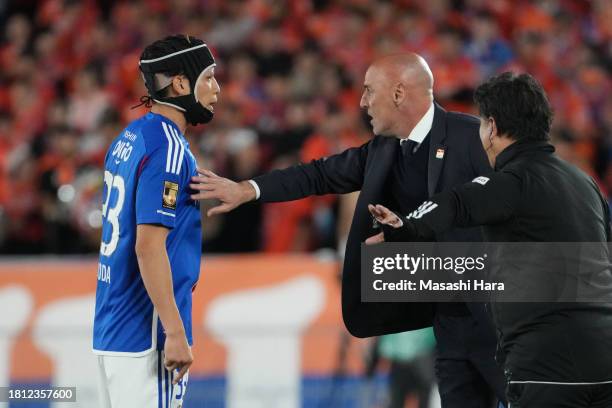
left=399, top=102, right=434, bottom=145
left=494, top=139, right=556, bottom=170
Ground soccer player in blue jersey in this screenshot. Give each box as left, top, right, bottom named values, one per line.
left=93, top=35, right=219, bottom=407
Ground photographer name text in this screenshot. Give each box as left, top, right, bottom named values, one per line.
left=373, top=279, right=504, bottom=291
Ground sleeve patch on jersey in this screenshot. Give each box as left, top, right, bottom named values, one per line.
left=472, top=176, right=490, bottom=185
left=162, top=181, right=179, bottom=210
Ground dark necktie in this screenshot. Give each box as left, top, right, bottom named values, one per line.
left=400, top=139, right=419, bottom=156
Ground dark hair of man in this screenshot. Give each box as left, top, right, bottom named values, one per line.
left=140, top=34, right=203, bottom=97
left=474, top=72, right=553, bottom=142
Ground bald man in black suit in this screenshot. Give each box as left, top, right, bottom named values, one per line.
left=191, top=54, right=505, bottom=408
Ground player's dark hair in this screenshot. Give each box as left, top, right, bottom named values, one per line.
left=474, top=72, right=553, bottom=142
left=139, top=35, right=204, bottom=98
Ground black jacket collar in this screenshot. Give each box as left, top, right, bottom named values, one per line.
left=495, top=139, right=555, bottom=170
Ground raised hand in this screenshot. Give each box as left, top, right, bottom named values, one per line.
left=368, top=204, right=403, bottom=228
left=365, top=204, right=404, bottom=245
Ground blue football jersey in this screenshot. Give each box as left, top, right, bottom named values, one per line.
left=93, top=112, right=202, bottom=355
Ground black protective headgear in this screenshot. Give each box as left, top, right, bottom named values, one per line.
left=139, top=42, right=216, bottom=125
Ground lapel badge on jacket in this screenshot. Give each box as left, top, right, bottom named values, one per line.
left=435, top=148, right=445, bottom=159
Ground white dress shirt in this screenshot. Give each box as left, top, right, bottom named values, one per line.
left=399, top=102, right=435, bottom=153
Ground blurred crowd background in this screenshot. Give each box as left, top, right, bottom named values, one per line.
left=0, top=0, right=610, bottom=255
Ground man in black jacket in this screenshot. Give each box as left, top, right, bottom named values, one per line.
left=191, top=54, right=505, bottom=407
left=369, top=72, right=612, bottom=407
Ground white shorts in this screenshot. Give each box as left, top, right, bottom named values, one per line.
left=97, top=350, right=188, bottom=408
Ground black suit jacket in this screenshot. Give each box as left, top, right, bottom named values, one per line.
left=254, top=103, right=492, bottom=337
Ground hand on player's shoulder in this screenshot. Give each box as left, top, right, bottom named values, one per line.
left=190, top=168, right=256, bottom=216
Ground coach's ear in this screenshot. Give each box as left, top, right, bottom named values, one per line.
left=393, top=82, right=405, bottom=107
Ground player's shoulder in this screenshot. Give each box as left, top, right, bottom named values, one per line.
left=137, top=112, right=187, bottom=176
left=137, top=112, right=182, bottom=154
left=104, top=117, right=147, bottom=165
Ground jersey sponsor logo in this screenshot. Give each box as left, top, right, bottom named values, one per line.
left=162, top=122, right=185, bottom=175
left=472, top=176, right=490, bottom=185
left=163, top=181, right=179, bottom=210
left=406, top=201, right=438, bottom=220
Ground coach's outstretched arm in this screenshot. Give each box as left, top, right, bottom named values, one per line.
left=135, top=224, right=193, bottom=384
left=190, top=141, right=371, bottom=216
left=366, top=171, right=521, bottom=244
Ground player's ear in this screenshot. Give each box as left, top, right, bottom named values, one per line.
left=171, top=75, right=190, bottom=96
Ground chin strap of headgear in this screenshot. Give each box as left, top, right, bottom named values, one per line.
left=139, top=43, right=216, bottom=125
